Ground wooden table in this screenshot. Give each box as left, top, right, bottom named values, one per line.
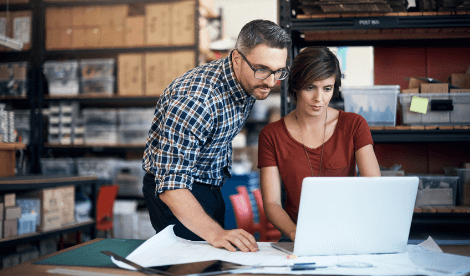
left=1, top=239, right=470, bottom=276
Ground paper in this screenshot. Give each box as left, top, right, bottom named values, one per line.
left=110, top=225, right=470, bottom=275
left=410, top=96, right=428, bottom=114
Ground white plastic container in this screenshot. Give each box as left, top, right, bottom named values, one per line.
left=414, top=175, right=459, bottom=207
left=342, top=85, right=400, bottom=126
left=84, top=126, right=117, bottom=145
left=82, top=108, right=118, bottom=126
left=43, top=60, right=79, bottom=81
left=398, top=93, right=470, bottom=125
left=40, top=158, right=76, bottom=176
left=117, top=108, right=154, bottom=128
left=117, top=126, right=148, bottom=144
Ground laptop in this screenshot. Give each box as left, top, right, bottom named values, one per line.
left=272, top=176, right=419, bottom=256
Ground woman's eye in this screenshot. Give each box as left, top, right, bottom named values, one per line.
left=324, top=87, right=333, bottom=92
left=307, top=86, right=314, bottom=90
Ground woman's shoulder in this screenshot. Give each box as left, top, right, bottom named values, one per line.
left=337, top=110, right=369, bottom=130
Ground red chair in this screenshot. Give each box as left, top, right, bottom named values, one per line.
left=96, top=184, right=119, bottom=238
left=229, top=193, right=260, bottom=236
left=252, top=189, right=282, bottom=242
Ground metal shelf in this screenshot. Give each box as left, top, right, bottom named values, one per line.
left=0, top=220, right=95, bottom=249
left=371, top=129, right=470, bottom=143
left=0, top=175, right=98, bottom=192
left=44, top=144, right=145, bottom=152
left=44, top=95, right=160, bottom=107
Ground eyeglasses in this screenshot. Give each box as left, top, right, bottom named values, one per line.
left=237, top=50, right=289, bottom=80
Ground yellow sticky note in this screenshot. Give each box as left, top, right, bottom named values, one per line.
left=410, top=96, right=428, bottom=114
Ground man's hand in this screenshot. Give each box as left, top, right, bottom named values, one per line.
left=160, top=188, right=259, bottom=252
left=208, top=229, right=259, bottom=252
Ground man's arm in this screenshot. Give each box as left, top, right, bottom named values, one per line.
left=159, top=188, right=259, bottom=252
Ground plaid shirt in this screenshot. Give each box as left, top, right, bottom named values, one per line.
left=143, top=54, right=256, bottom=193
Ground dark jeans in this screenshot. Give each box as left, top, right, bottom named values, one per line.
left=142, top=172, right=225, bottom=241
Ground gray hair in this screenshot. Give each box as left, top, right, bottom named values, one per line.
left=235, top=19, right=291, bottom=54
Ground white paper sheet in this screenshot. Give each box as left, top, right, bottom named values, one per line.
left=110, top=225, right=470, bottom=275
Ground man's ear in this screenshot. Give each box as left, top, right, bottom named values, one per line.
left=232, top=50, right=240, bottom=66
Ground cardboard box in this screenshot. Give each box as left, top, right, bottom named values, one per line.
left=100, top=5, right=128, bottom=27
left=171, top=51, right=196, bottom=80
left=71, top=6, right=101, bottom=27
left=100, top=25, right=124, bottom=48
left=450, top=89, right=470, bottom=93
left=57, top=185, right=75, bottom=225
left=172, top=0, right=195, bottom=46
left=145, top=3, right=172, bottom=45
left=408, top=77, right=428, bottom=89
left=125, top=16, right=144, bottom=47
left=420, top=83, right=448, bottom=94
left=451, top=73, right=470, bottom=89
left=3, top=219, right=18, bottom=238
left=23, top=188, right=62, bottom=232
left=46, top=7, right=72, bottom=29
left=72, top=28, right=100, bottom=49
left=118, top=54, right=144, bottom=96
left=145, top=52, right=171, bottom=96
left=46, top=28, right=73, bottom=50
left=401, top=88, right=419, bottom=94
left=12, top=11, right=32, bottom=51
left=5, top=206, right=22, bottom=220
left=2, top=193, right=16, bottom=207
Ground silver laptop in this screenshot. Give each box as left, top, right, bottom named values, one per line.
left=272, top=176, right=419, bottom=256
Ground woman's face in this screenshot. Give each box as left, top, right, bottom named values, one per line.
left=296, top=76, right=335, bottom=118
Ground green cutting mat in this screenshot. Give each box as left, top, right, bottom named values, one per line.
left=34, top=239, right=145, bottom=267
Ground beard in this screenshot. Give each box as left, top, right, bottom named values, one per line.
left=244, top=84, right=274, bottom=100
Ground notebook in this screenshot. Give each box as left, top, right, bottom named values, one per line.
left=271, top=176, right=419, bottom=256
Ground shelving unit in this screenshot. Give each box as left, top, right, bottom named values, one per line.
left=279, top=0, right=470, bottom=242
left=0, top=0, right=219, bottom=174
left=0, top=175, right=99, bottom=249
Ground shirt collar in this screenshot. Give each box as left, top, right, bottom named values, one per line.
left=223, top=50, right=251, bottom=103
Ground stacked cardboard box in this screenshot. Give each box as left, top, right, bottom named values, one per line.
left=45, top=0, right=202, bottom=50
left=0, top=10, right=31, bottom=52
left=1, top=193, right=21, bottom=239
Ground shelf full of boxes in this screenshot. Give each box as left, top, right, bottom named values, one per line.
left=0, top=176, right=99, bottom=270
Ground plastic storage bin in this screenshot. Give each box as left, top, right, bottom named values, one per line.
left=342, top=85, right=400, bottom=126
left=0, top=62, right=29, bottom=79
left=80, top=77, right=114, bottom=95
left=118, top=108, right=154, bottom=128
left=43, top=60, right=79, bottom=80
left=47, top=79, right=79, bottom=96
left=76, top=158, right=120, bottom=180
left=414, top=175, right=459, bottom=207
left=79, top=58, right=115, bottom=79
left=117, top=127, right=148, bottom=144
left=40, top=158, right=76, bottom=176
left=114, top=160, right=147, bottom=197
left=84, top=126, right=117, bottom=145
left=398, top=93, right=470, bottom=125
left=82, top=108, right=118, bottom=126
left=0, top=79, right=28, bottom=96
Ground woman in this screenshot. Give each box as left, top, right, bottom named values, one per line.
left=257, top=46, right=381, bottom=242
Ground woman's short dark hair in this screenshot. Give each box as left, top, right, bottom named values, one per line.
left=235, top=19, right=291, bottom=54
left=287, top=46, right=342, bottom=103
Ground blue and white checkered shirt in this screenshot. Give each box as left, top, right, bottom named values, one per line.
left=143, top=54, right=256, bottom=193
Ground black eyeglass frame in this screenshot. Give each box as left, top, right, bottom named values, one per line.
left=236, top=50, right=289, bottom=80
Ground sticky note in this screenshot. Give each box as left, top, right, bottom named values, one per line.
left=410, top=96, right=428, bottom=114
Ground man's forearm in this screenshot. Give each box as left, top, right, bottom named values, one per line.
left=159, top=188, right=224, bottom=243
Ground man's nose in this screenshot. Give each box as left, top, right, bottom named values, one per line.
left=262, top=73, right=276, bottom=87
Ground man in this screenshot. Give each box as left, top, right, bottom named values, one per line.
left=142, top=19, right=291, bottom=253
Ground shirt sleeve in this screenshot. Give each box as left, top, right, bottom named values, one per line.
left=258, top=124, right=278, bottom=168
left=353, top=114, right=374, bottom=152
left=152, top=96, right=212, bottom=193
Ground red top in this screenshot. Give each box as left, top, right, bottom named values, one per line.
left=258, top=110, right=373, bottom=223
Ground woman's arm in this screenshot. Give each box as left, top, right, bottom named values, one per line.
left=355, top=144, right=381, bottom=177
left=260, top=166, right=297, bottom=241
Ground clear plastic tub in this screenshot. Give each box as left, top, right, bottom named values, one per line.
left=40, top=158, right=76, bottom=176
left=398, top=93, right=470, bottom=125
left=82, top=108, right=118, bottom=126
left=414, top=175, right=459, bottom=207
left=76, top=157, right=120, bottom=180
left=47, top=79, right=79, bottom=96
left=84, top=126, right=117, bottom=145
left=14, top=110, right=30, bottom=129
left=43, top=60, right=79, bottom=81
left=79, top=58, right=115, bottom=79
left=0, top=79, right=28, bottom=96
left=117, top=108, right=154, bottom=128
left=342, top=85, right=400, bottom=126
left=117, top=126, right=148, bottom=144
left=80, top=77, right=114, bottom=95
left=114, top=160, right=146, bottom=197
left=0, top=62, right=29, bottom=80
